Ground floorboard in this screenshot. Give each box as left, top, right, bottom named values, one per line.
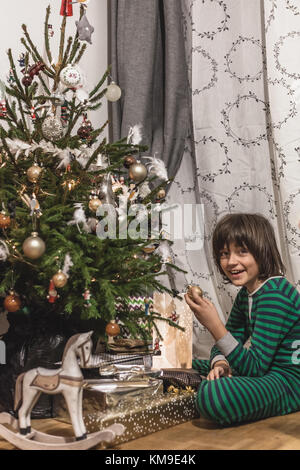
left=0, top=411, right=300, bottom=450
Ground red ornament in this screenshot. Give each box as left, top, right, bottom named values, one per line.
left=105, top=321, right=120, bottom=337
left=0, top=100, right=7, bottom=117
left=154, top=337, right=160, bottom=352
left=4, top=292, right=21, bottom=312
left=28, top=62, right=45, bottom=78
left=60, top=0, right=73, bottom=16
left=77, top=118, right=93, bottom=139
left=77, top=125, right=91, bottom=139
left=31, top=106, right=36, bottom=122
left=22, top=74, right=33, bottom=87
left=47, top=280, right=59, bottom=303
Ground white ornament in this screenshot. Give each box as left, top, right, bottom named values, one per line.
left=67, top=203, right=89, bottom=233
left=60, top=65, right=82, bottom=89
left=144, top=155, right=169, bottom=181
left=106, top=82, right=122, bottom=102
left=56, top=149, right=73, bottom=169
left=127, top=124, right=143, bottom=145
left=158, top=240, right=173, bottom=264
left=62, top=253, right=74, bottom=278
left=139, top=181, right=151, bottom=199
left=0, top=240, right=9, bottom=262
left=76, top=88, right=89, bottom=103
left=6, top=138, right=32, bottom=160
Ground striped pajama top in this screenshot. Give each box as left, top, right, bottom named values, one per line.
left=210, top=277, right=300, bottom=386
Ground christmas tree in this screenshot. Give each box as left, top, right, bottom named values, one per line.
left=0, top=2, right=183, bottom=345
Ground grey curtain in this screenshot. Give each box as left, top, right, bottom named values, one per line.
left=108, top=0, right=190, bottom=181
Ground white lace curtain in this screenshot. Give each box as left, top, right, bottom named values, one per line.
left=168, top=0, right=300, bottom=358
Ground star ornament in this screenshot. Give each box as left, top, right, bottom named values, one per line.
left=76, top=13, right=94, bottom=44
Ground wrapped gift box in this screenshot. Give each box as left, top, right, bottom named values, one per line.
left=54, top=380, right=197, bottom=445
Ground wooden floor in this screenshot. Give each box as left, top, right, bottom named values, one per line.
left=1, top=411, right=300, bottom=450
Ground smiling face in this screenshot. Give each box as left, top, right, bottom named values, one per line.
left=213, top=214, right=286, bottom=288
left=219, top=242, right=262, bottom=293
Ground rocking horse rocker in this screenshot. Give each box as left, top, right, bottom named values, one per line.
left=0, top=331, right=125, bottom=450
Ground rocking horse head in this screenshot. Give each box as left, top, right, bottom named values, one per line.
left=62, top=331, right=94, bottom=369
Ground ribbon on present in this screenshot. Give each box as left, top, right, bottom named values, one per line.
left=60, top=0, right=73, bottom=16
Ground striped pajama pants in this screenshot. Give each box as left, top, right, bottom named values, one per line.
left=193, top=360, right=297, bottom=426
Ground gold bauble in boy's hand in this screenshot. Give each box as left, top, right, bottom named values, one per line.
left=187, top=285, right=203, bottom=300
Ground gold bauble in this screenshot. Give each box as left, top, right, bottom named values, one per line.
left=22, top=232, right=46, bottom=259
left=0, top=212, right=10, bottom=229
left=105, top=320, right=120, bottom=337
left=187, top=285, right=203, bottom=300
left=128, top=162, right=148, bottom=183
left=4, top=291, right=21, bottom=312
left=27, top=163, right=42, bottom=183
left=52, top=270, right=68, bottom=288
left=142, top=244, right=157, bottom=254
left=88, top=197, right=102, bottom=212
left=63, top=178, right=77, bottom=191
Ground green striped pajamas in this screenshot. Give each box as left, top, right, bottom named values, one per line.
left=192, top=277, right=300, bottom=425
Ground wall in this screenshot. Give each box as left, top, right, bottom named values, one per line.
left=0, top=0, right=108, bottom=136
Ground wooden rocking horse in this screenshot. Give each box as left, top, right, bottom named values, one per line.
left=0, top=331, right=125, bottom=450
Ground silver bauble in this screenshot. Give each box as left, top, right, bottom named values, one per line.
left=42, top=116, right=65, bottom=141
left=22, top=232, right=46, bottom=259
left=129, top=162, right=148, bottom=183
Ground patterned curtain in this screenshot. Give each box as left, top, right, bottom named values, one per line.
left=167, top=0, right=300, bottom=358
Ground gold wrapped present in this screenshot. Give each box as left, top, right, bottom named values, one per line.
left=54, top=380, right=197, bottom=445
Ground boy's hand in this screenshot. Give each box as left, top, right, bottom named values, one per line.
left=207, top=360, right=232, bottom=381
left=184, top=288, right=227, bottom=341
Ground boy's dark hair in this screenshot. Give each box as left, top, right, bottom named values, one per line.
left=212, top=213, right=286, bottom=281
